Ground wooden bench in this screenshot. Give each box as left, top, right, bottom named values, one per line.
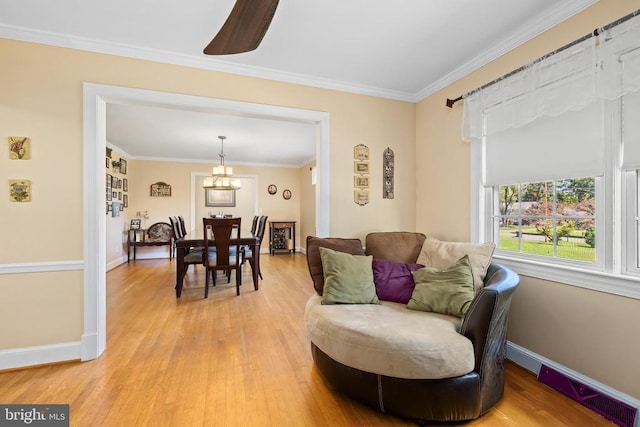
left=127, top=222, right=174, bottom=262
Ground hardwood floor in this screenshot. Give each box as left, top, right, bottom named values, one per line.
left=0, top=254, right=614, bottom=426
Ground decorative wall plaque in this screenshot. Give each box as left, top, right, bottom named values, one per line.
left=354, top=190, right=369, bottom=206
left=8, top=137, right=30, bottom=160
left=150, top=182, right=172, bottom=197
left=9, top=180, right=31, bottom=202
left=353, top=144, right=370, bottom=161
left=353, top=144, right=370, bottom=206
left=383, top=147, right=394, bottom=199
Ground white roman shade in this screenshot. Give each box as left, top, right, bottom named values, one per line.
left=485, top=102, right=603, bottom=186
left=600, top=16, right=640, bottom=170
left=622, top=89, right=640, bottom=170
left=463, top=12, right=640, bottom=183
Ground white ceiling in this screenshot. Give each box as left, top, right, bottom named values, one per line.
left=0, top=0, right=597, bottom=166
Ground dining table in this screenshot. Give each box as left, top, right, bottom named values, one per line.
left=174, top=229, right=261, bottom=298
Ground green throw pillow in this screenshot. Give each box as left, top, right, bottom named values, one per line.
left=319, top=247, right=379, bottom=305
left=408, top=255, right=475, bottom=317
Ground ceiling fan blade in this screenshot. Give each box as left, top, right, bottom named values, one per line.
left=204, top=0, right=279, bottom=55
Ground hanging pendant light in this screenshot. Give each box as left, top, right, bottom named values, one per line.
left=203, top=136, right=242, bottom=190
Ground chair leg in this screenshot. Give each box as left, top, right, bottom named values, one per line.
left=204, top=268, right=209, bottom=298
left=249, top=259, right=263, bottom=280
left=235, top=267, right=241, bottom=296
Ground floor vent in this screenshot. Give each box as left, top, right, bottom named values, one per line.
left=538, top=364, right=637, bottom=427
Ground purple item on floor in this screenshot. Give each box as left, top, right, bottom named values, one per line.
left=372, top=259, right=424, bottom=304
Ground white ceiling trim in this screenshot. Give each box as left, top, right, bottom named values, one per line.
left=130, top=154, right=312, bottom=169
left=0, top=0, right=599, bottom=104
left=415, top=0, right=599, bottom=101
left=0, top=23, right=416, bottom=102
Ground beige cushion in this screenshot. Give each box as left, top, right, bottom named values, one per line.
left=408, top=255, right=475, bottom=318
left=416, top=236, right=495, bottom=290
left=304, top=295, right=475, bottom=379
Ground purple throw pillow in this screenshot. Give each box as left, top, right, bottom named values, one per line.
left=372, top=259, right=424, bottom=304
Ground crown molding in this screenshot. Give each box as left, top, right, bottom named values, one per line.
left=0, top=0, right=598, bottom=104
left=0, top=23, right=416, bottom=102
left=133, top=155, right=307, bottom=169
left=414, top=0, right=599, bottom=101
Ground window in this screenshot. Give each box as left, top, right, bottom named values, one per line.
left=495, top=178, right=596, bottom=264
left=463, top=14, right=640, bottom=299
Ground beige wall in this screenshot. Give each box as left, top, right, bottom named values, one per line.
left=120, top=159, right=302, bottom=262
left=0, top=37, right=415, bottom=350
left=416, top=0, right=640, bottom=399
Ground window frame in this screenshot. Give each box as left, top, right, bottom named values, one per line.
left=490, top=179, right=600, bottom=269
left=470, top=99, right=640, bottom=300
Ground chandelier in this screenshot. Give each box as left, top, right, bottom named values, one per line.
left=203, top=136, right=242, bottom=190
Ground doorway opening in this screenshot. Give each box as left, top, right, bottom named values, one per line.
left=82, top=83, right=330, bottom=360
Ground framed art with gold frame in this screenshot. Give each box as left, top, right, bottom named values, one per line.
left=354, top=190, right=369, bottom=206
left=353, top=144, right=369, bottom=161
left=354, top=161, right=369, bottom=174
left=354, top=176, right=369, bottom=188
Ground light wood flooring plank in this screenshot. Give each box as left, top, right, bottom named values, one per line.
left=0, top=254, right=615, bottom=426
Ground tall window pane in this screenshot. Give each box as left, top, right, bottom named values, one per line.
left=496, top=178, right=595, bottom=262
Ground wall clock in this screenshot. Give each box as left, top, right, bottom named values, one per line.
left=283, top=189, right=292, bottom=200
left=268, top=184, right=277, bottom=195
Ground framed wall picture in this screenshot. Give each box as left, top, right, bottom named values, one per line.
left=130, top=218, right=141, bottom=230
left=353, top=144, right=370, bottom=161
left=9, top=180, right=31, bottom=202
left=354, top=161, right=369, bottom=174
left=268, top=184, right=277, bottom=195
left=123, top=194, right=128, bottom=208
left=283, top=189, right=292, bottom=200
left=106, top=174, right=112, bottom=201
left=205, top=189, right=236, bottom=207
left=354, top=176, right=369, bottom=188
left=8, top=137, right=30, bottom=160
left=150, top=181, right=171, bottom=197
left=354, top=190, right=370, bottom=206
left=123, top=178, right=128, bottom=192
left=119, top=158, right=127, bottom=174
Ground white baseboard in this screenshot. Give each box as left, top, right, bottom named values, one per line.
left=507, top=341, right=640, bottom=426
left=0, top=342, right=81, bottom=371
left=106, top=256, right=126, bottom=271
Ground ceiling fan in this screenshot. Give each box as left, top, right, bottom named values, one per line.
left=203, top=0, right=280, bottom=55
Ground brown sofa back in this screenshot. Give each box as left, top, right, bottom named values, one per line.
left=306, top=236, right=364, bottom=295
left=365, top=232, right=426, bottom=263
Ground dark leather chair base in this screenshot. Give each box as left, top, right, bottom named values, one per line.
left=311, top=343, right=485, bottom=422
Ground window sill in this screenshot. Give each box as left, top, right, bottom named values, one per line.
left=493, top=254, right=640, bottom=300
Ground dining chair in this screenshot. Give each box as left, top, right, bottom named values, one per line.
left=178, top=215, right=188, bottom=237
left=170, top=215, right=204, bottom=276
left=169, top=216, right=182, bottom=257
left=203, top=217, right=242, bottom=298
left=169, top=216, right=183, bottom=239
left=242, top=215, right=267, bottom=280
left=250, top=215, right=259, bottom=235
